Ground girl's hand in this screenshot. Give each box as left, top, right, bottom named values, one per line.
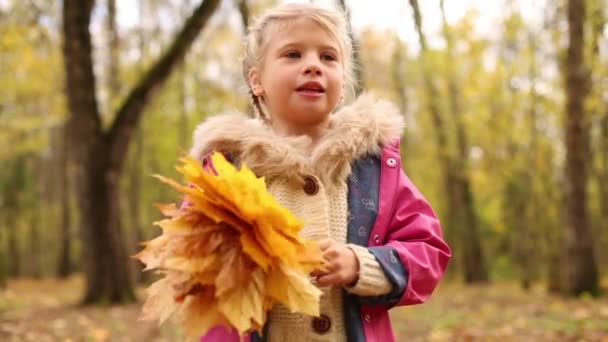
left=311, top=239, right=360, bottom=287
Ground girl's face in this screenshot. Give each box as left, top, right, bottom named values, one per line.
left=249, top=18, right=344, bottom=133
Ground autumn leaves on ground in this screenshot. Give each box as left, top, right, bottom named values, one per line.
left=1, top=276, right=607, bottom=341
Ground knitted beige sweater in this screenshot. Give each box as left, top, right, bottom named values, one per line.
left=265, top=177, right=393, bottom=342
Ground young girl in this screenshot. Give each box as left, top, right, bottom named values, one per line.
left=190, top=3, right=451, bottom=341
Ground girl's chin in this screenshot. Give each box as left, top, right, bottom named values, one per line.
left=293, top=114, right=331, bottom=127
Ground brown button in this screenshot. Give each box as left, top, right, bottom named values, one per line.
left=312, top=314, right=331, bottom=334
left=303, top=176, right=319, bottom=195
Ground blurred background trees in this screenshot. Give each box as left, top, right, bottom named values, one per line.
left=0, top=0, right=606, bottom=305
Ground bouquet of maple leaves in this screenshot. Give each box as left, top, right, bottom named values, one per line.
left=134, top=152, right=324, bottom=339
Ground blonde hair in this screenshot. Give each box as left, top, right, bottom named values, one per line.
left=242, top=3, right=354, bottom=122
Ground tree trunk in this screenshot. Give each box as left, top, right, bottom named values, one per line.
left=63, top=0, right=133, bottom=303
left=6, top=158, right=26, bottom=278
left=129, top=0, right=148, bottom=285
left=0, top=225, right=6, bottom=288
left=179, top=69, right=190, bottom=149
left=408, top=0, right=453, bottom=269
left=57, top=122, right=73, bottom=278
left=520, top=31, right=541, bottom=289
left=391, top=38, right=408, bottom=117
left=129, top=128, right=145, bottom=284
left=337, top=0, right=364, bottom=95
left=29, top=205, right=42, bottom=279
left=590, top=0, right=607, bottom=275
left=105, top=0, right=120, bottom=119
left=439, top=0, right=487, bottom=282
left=29, top=154, right=43, bottom=278
left=391, top=37, right=409, bottom=162
left=503, top=169, right=530, bottom=288
left=562, top=0, right=599, bottom=296
left=62, top=0, right=222, bottom=303
left=237, top=0, right=249, bottom=30
left=178, top=1, right=191, bottom=149
left=6, top=215, right=19, bottom=278
left=599, top=112, right=608, bottom=272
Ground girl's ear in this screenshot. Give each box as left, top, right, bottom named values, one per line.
left=248, top=67, right=265, bottom=96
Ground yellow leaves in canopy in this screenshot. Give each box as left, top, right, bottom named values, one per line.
left=135, top=152, right=323, bottom=339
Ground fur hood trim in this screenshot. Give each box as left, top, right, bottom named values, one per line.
left=189, top=93, right=404, bottom=187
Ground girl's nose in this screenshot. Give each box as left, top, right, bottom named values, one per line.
left=304, top=57, right=322, bottom=76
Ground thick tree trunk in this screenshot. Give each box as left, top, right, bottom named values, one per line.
left=562, top=0, right=599, bottom=296
left=62, top=0, right=222, bottom=303
left=439, top=0, right=487, bottom=282
left=63, top=0, right=134, bottom=303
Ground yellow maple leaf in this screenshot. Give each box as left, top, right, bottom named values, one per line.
left=266, top=264, right=322, bottom=317
left=217, top=268, right=266, bottom=334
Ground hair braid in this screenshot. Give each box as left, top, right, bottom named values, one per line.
left=249, top=90, right=270, bottom=124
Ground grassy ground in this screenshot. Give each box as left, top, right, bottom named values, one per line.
left=1, top=276, right=607, bottom=341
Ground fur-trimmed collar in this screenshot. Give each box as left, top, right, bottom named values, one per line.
left=189, top=93, right=404, bottom=187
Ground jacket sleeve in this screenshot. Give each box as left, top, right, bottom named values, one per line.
left=344, top=244, right=394, bottom=296
left=362, top=167, right=451, bottom=307
left=385, top=167, right=451, bottom=306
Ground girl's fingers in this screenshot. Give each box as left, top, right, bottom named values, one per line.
left=322, top=259, right=338, bottom=272
left=318, top=238, right=333, bottom=251
left=315, top=273, right=341, bottom=287
left=323, top=247, right=339, bottom=259
left=311, top=257, right=340, bottom=277
left=310, top=269, right=326, bottom=277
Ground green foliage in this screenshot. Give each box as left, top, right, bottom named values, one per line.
left=0, top=17, right=65, bottom=162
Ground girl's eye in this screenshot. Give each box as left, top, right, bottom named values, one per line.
left=285, top=51, right=301, bottom=58
left=322, top=53, right=337, bottom=61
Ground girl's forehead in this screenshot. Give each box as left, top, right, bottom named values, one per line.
left=265, top=17, right=340, bottom=49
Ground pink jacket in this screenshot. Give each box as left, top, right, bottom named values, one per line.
left=356, top=141, right=451, bottom=341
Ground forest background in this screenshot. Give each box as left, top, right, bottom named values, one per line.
left=1, top=0, right=607, bottom=340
